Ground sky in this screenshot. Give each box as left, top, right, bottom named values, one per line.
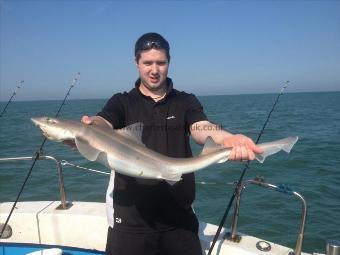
left=0, top=0, right=339, bottom=101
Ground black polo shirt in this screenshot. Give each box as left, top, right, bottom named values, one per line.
left=97, top=78, right=207, bottom=233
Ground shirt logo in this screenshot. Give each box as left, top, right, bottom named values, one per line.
left=166, top=115, right=176, bottom=120
left=115, top=217, right=122, bottom=224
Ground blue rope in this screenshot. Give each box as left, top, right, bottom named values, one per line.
left=275, top=184, right=294, bottom=195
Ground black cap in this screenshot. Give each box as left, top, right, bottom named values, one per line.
left=135, top=32, right=170, bottom=57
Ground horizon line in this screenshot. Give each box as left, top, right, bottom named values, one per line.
left=1, top=90, right=339, bottom=103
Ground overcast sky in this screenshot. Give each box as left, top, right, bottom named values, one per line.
left=1, top=0, right=339, bottom=101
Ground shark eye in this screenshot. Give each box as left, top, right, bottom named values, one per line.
left=46, top=118, right=57, bottom=124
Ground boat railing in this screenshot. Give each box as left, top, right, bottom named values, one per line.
left=225, top=176, right=307, bottom=255
left=0, top=154, right=72, bottom=210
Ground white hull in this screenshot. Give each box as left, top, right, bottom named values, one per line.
left=0, top=201, right=313, bottom=255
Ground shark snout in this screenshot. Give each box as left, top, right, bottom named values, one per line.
left=31, top=117, right=42, bottom=126
left=31, top=117, right=54, bottom=133
left=31, top=117, right=62, bottom=141
left=31, top=117, right=54, bottom=127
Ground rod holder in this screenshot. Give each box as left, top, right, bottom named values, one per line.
left=327, top=240, right=340, bottom=255
left=0, top=155, right=72, bottom=210
left=225, top=177, right=307, bottom=255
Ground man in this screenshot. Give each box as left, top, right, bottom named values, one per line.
left=81, top=33, right=263, bottom=255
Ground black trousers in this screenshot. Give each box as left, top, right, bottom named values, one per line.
left=105, top=227, right=203, bottom=255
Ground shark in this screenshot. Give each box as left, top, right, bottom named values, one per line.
left=31, top=117, right=298, bottom=182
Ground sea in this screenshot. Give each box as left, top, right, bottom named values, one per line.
left=0, top=92, right=339, bottom=253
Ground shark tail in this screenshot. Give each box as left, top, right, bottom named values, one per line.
left=256, top=136, right=298, bottom=163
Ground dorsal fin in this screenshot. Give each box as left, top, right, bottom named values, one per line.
left=201, top=136, right=223, bottom=155
left=116, top=122, right=144, bottom=145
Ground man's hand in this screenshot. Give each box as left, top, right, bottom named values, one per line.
left=223, top=134, right=263, bottom=161
left=81, top=115, right=95, bottom=125
left=190, top=121, right=263, bottom=161
left=81, top=115, right=113, bottom=129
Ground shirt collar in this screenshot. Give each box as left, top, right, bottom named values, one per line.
left=134, top=77, right=174, bottom=100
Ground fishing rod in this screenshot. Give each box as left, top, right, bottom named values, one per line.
left=0, top=80, right=24, bottom=117
left=207, top=81, right=290, bottom=255
left=0, top=72, right=80, bottom=239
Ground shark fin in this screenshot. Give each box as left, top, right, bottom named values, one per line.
left=201, top=136, right=223, bottom=155
left=166, top=180, right=179, bottom=186
left=256, top=136, right=298, bottom=163
left=116, top=122, right=144, bottom=145
left=75, top=137, right=102, bottom=161
left=163, top=173, right=182, bottom=186
left=161, top=170, right=182, bottom=185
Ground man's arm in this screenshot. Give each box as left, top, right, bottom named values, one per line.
left=190, top=120, right=263, bottom=161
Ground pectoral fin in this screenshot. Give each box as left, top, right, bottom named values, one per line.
left=75, top=137, right=102, bottom=161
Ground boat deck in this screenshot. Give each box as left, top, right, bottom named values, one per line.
left=0, top=201, right=311, bottom=255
